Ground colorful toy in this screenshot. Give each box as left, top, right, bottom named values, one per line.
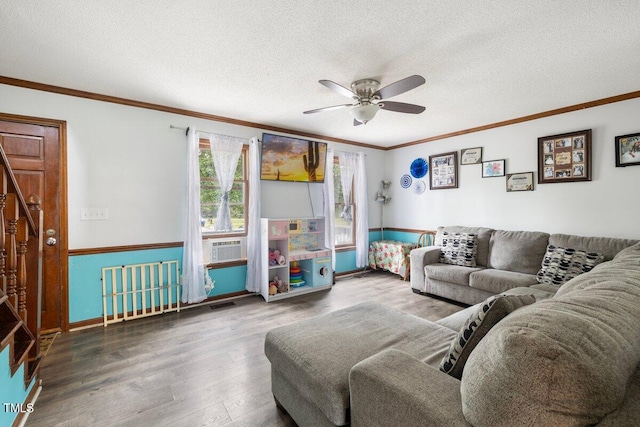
left=269, top=248, right=278, bottom=266
left=268, top=249, right=283, bottom=265
left=269, top=275, right=286, bottom=294
left=290, top=261, right=304, bottom=287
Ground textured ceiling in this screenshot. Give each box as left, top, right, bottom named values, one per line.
left=1, top=1, right=640, bottom=148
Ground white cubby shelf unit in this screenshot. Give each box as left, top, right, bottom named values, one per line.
left=260, top=217, right=333, bottom=302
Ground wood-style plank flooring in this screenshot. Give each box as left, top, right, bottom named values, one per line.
left=26, top=271, right=465, bottom=427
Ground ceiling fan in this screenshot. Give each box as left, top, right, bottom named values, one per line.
left=303, top=75, right=426, bottom=126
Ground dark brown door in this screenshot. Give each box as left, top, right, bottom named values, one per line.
left=0, top=115, right=67, bottom=332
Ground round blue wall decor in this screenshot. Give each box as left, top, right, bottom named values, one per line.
left=400, top=174, right=412, bottom=188
left=410, top=158, right=428, bottom=178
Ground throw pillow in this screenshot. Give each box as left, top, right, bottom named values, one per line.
left=439, top=232, right=478, bottom=267
left=536, top=245, right=605, bottom=286
left=439, top=294, right=535, bottom=379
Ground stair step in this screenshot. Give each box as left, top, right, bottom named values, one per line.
left=1, top=319, right=22, bottom=350
left=1, top=296, right=23, bottom=350
left=11, top=326, right=34, bottom=375
left=1, top=289, right=39, bottom=386
left=25, top=355, right=43, bottom=385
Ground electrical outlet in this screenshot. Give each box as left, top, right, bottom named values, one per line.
left=80, top=208, right=109, bottom=221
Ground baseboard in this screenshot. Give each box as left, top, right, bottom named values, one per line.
left=69, top=290, right=253, bottom=330
left=335, top=268, right=370, bottom=277
left=12, top=378, right=41, bottom=427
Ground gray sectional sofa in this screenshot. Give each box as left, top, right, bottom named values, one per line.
left=265, top=231, right=640, bottom=426
left=410, top=225, right=638, bottom=305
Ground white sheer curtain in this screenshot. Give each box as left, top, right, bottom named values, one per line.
left=331, top=151, right=369, bottom=268
left=323, top=148, right=336, bottom=266
left=337, top=152, right=357, bottom=222
left=245, top=137, right=262, bottom=292
left=354, top=152, right=369, bottom=267
left=209, top=134, right=243, bottom=231
left=182, top=127, right=208, bottom=304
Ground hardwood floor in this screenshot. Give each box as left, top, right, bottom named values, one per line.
left=26, top=271, right=466, bottom=427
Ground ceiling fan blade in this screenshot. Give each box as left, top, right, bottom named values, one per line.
left=374, top=75, right=425, bottom=100
left=379, top=101, right=426, bottom=114
left=353, top=118, right=363, bottom=126
left=303, top=104, right=353, bottom=114
left=319, top=80, right=357, bottom=99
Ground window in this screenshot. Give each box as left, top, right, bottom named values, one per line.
left=333, top=156, right=355, bottom=247
left=199, top=139, right=248, bottom=236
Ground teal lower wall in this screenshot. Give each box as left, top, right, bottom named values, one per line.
left=207, top=264, right=248, bottom=295
left=69, top=247, right=248, bottom=324
left=335, top=249, right=357, bottom=273
left=380, top=229, right=423, bottom=244
left=68, top=242, right=367, bottom=325
left=0, top=348, right=36, bottom=427
left=69, top=247, right=185, bottom=324
left=68, top=231, right=420, bottom=324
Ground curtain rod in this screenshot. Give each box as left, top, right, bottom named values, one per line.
left=334, top=149, right=366, bottom=156
left=169, top=125, right=249, bottom=141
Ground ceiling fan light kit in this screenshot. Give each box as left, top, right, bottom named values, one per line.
left=351, top=103, right=380, bottom=124
left=304, top=75, right=426, bottom=126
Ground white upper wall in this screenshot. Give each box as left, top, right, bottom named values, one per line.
left=2, top=83, right=638, bottom=245
left=0, top=84, right=385, bottom=249
left=386, top=97, right=640, bottom=239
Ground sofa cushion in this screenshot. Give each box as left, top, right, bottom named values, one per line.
left=556, top=242, right=640, bottom=298
left=461, top=246, right=640, bottom=425
left=425, top=263, right=484, bottom=286
left=536, top=244, right=605, bottom=286
left=436, top=226, right=494, bottom=267
left=265, top=302, right=456, bottom=426
left=487, top=229, right=549, bottom=274
left=439, top=294, right=535, bottom=379
left=469, top=269, right=538, bottom=293
left=439, top=232, right=478, bottom=267
left=549, top=233, right=638, bottom=261
left=437, top=285, right=557, bottom=325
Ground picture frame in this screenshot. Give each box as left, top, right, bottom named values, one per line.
left=429, top=151, right=458, bottom=190
left=260, top=133, right=328, bottom=183
left=482, top=159, right=505, bottom=177
left=615, top=132, right=640, bottom=167
left=538, top=129, right=591, bottom=183
left=506, top=172, right=534, bottom=192
left=460, top=147, right=482, bottom=165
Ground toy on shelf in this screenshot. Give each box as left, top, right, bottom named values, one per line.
left=269, top=248, right=283, bottom=266
left=269, top=276, right=286, bottom=294
left=289, top=261, right=305, bottom=288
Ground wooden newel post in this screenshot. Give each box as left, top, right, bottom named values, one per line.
left=0, top=192, right=5, bottom=283
left=17, top=216, right=28, bottom=322
left=0, top=167, right=6, bottom=284
left=26, top=194, right=42, bottom=358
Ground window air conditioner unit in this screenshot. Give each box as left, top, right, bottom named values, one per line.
left=205, top=238, right=246, bottom=264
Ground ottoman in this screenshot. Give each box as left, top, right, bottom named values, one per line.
left=264, top=302, right=457, bottom=426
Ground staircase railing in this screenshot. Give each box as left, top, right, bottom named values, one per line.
left=0, top=142, right=43, bottom=387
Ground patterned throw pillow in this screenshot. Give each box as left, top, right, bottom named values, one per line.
left=536, top=245, right=605, bottom=286
left=439, top=232, right=478, bottom=267
left=440, top=294, right=536, bottom=379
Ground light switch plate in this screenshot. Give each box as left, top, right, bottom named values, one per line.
left=80, top=208, right=109, bottom=221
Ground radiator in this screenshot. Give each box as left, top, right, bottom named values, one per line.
left=102, top=260, right=181, bottom=326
